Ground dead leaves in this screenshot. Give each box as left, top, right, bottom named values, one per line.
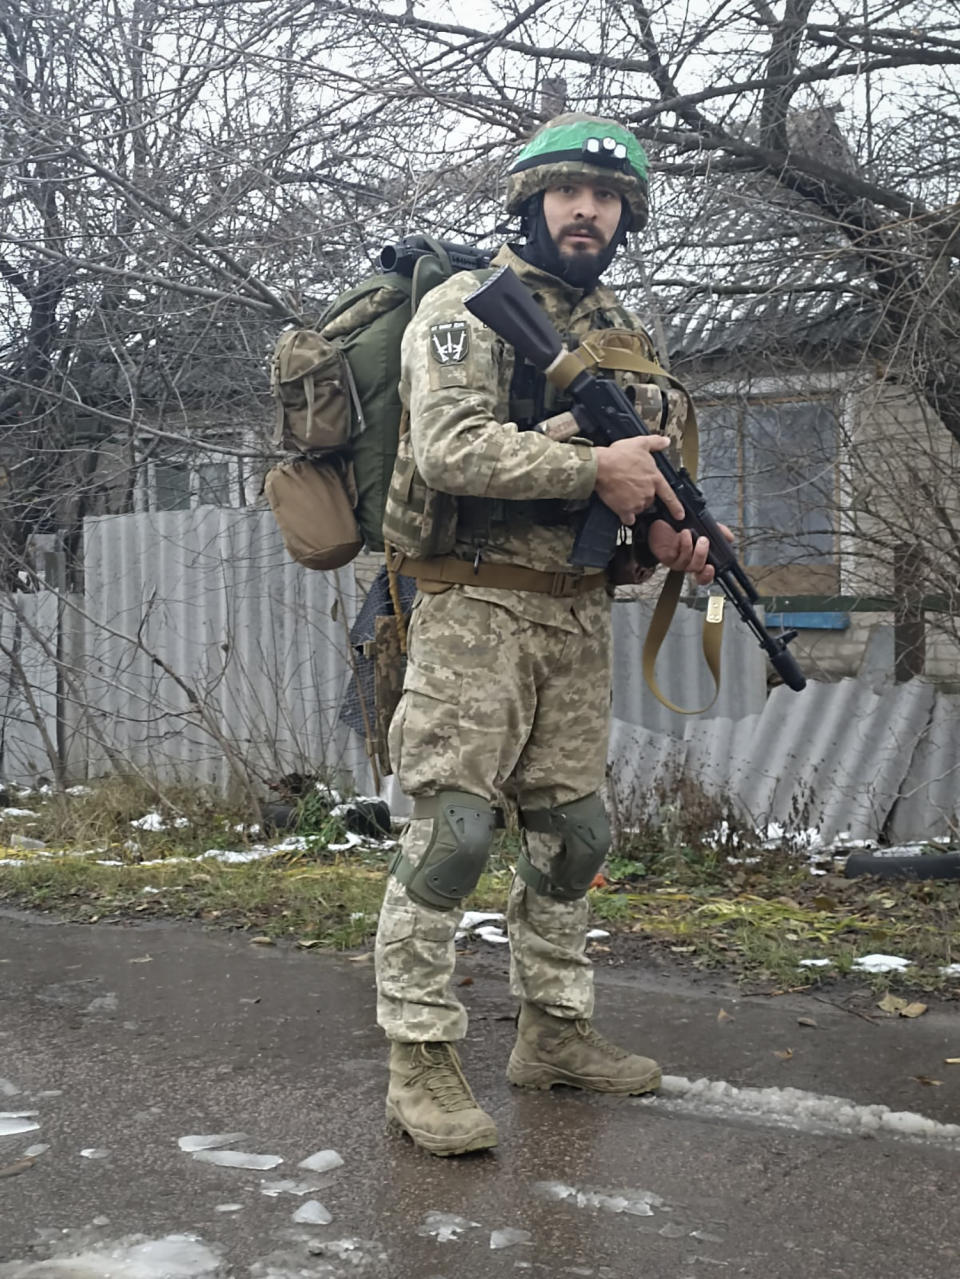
left=877, top=994, right=927, bottom=1018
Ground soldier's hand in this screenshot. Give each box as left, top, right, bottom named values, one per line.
left=593, top=437, right=684, bottom=526
left=647, top=519, right=735, bottom=586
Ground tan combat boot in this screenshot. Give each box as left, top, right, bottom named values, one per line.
left=386, top=1041, right=498, bottom=1156
left=507, top=1002, right=661, bottom=1095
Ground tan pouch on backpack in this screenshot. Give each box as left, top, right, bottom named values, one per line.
left=264, top=456, right=362, bottom=571
left=270, top=329, right=353, bottom=453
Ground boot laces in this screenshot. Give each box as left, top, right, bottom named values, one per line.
left=571, top=1019, right=631, bottom=1061
left=409, top=1043, right=478, bottom=1112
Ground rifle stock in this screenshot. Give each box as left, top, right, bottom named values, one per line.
left=465, top=266, right=806, bottom=693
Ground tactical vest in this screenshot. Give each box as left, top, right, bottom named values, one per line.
left=455, top=297, right=651, bottom=547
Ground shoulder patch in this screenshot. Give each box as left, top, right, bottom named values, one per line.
left=430, top=321, right=470, bottom=365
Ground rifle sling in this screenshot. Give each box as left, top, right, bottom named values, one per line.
left=643, top=573, right=725, bottom=715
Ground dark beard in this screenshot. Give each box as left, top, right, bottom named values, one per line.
left=556, top=248, right=603, bottom=288
left=514, top=194, right=630, bottom=292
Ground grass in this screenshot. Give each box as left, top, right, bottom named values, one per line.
left=595, top=831, right=960, bottom=995
left=2, top=778, right=959, bottom=995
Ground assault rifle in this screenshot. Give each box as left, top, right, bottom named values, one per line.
left=464, top=265, right=806, bottom=693
left=379, top=234, right=492, bottom=277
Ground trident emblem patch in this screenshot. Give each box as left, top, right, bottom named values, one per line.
left=430, top=321, right=470, bottom=364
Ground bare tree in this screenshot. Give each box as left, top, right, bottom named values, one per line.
left=1, top=0, right=958, bottom=785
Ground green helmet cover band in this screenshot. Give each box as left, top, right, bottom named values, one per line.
left=511, top=121, right=648, bottom=184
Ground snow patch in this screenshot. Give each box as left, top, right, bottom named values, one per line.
left=851, top=953, right=911, bottom=973
left=648, top=1075, right=960, bottom=1148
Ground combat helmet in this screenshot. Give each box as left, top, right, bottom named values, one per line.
left=506, top=113, right=650, bottom=232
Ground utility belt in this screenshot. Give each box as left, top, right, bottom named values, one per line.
left=386, top=550, right=608, bottom=599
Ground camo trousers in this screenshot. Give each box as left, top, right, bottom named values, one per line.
left=375, top=585, right=612, bottom=1043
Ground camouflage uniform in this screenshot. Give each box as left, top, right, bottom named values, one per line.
left=375, top=244, right=653, bottom=1041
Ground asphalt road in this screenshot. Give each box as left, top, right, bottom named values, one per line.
left=1, top=907, right=959, bottom=1278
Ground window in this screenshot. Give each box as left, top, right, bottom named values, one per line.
left=698, top=397, right=839, bottom=594
left=153, top=460, right=191, bottom=511
left=144, top=458, right=239, bottom=511
left=196, top=462, right=231, bottom=507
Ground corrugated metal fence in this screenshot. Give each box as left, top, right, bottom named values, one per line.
left=2, top=509, right=958, bottom=843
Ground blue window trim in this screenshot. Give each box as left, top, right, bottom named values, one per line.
left=765, top=612, right=849, bottom=630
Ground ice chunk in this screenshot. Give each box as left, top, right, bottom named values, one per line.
left=0, top=1079, right=21, bottom=1098
left=259, top=1178, right=324, bottom=1197
left=80, top=1148, right=110, bottom=1159
left=178, top=1133, right=247, bottom=1152
left=303, top=1238, right=373, bottom=1263
left=215, top=1204, right=243, bottom=1213
left=798, top=958, right=833, bottom=968
left=0, top=1113, right=40, bottom=1137
left=1, top=808, right=38, bottom=818
left=534, top=1181, right=665, bottom=1216
left=298, top=1150, right=344, bottom=1174
left=83, top=993, right=118, bottom=1014
left=941, top=963, right=960, bottom=977
left=22, top=1144, right=49, bottom=1157
left=0, top=1233, right=224, bottom=1276
left=586, top=929, right=610, bottom=940
left=416, top=1211, right=481, bottom=1242
left=191, top=1150, right=282, bottom=1170
left=490, top=1228, right=532, bottom=1249
left=292, top=1200, right=333, bottom=1225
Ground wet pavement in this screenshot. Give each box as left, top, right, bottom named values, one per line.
left=1, top=906, right=959, bottom=1277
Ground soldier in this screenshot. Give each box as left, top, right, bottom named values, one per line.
left=376, top=113, right=723, bottom=1157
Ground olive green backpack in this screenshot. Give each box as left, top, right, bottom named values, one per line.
left=267, top=238, right=491, bottom=565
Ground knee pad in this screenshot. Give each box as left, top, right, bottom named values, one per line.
left=518, top=792, right=611, bottom=900
left=391, top=790, right=496, bottom=911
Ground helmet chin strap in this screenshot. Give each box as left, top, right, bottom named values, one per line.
left=513, top=194, right=629, bottom=290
